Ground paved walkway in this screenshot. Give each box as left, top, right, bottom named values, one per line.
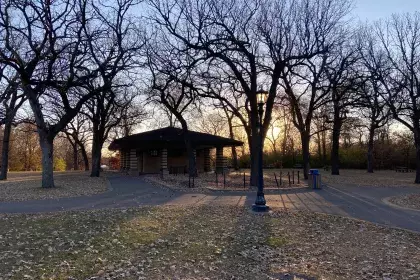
left=1, top=175, right=420, bottom=232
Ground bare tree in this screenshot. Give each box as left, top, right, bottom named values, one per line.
left=86, top=88, right=144, bottom=177
left=147, top=0, right=352, bottom=183
left=325, top=41, right=360, bottom=175
left=357, top=26, right=391, bottom=173
left=63, top=113, right=91, bottom=171
left=146, top=35, right=200, bottom=176
left=0, top=69, right=25, bottom=180
left=111, top=103, right=148, bottom=138
left=0, top=0, right=106, bottom=187
left=80, top=0, right=146, bottom=177
left=369, top=13, right=420, bottom=181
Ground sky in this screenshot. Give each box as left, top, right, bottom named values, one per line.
left=354, top=0, right=420, bottom=21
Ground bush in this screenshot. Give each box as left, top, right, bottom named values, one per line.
left=54, top=157, right=67, bottom=171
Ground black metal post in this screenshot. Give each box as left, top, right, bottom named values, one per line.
left=243, top=172, right=246, bottom=189
left=280, top=171, right=282, bottom=186
left=274, top=173, right=279, bottom=188
left=292, top=170, right=295, bottom=184
left=223, top=172, right=226, bottom=188
left=298, top=171, right=300, bottom=184
left=252, top=102, right=269, bottom=212
left=216, top=172, right=218, bottom=188
left=288, top=172, right=291, bottom=186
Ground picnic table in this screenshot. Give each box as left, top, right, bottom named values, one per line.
left=395, top=166, right=412, bottom=173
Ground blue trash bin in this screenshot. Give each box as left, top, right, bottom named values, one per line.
left=308, top=169, right=321, bottom=189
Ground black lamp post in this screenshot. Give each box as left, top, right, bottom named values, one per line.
left=252, top=88, right=269, bottom=212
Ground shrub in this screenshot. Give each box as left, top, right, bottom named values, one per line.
left=54, top=157, right=67, bottom=171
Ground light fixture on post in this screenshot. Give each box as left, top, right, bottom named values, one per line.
left=252, top=87, right=269, bottom=212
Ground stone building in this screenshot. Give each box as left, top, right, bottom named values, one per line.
left=108, top=126, right=243, bottom=175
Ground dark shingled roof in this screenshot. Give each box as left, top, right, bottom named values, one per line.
left=108, top=126, right=243, bottom=151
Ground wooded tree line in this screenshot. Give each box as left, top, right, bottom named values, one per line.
left=1, top=0, right=420, bottom=187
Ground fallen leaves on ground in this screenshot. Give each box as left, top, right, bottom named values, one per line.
left=0, top=206, right=419, bottom=279
left=389, top=194, right=420, bottom=210
left=320, top=169, right=420, bottom=188
left=144, top=170, right=306, bottom=192
left=0, top=172, right=108, bottom=202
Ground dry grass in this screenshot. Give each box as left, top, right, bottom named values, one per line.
left=319, top=169, right=419, bottom=187
left=389, top=194, right=420, bottom=210
left=0, top=206, right=419, bottom=280
left=0, top=172, right=108, bottom=201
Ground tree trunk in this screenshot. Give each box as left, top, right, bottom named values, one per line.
left=0, top=118, right=12, bottom=180
left=416, top=144, right=420, bottom=184
left=322, top=130, right=327, bottom=165
left=281, top=122, right=288, bottom=161
left=39, top=134, right=55, bottom=188
left=73, top=144, right=78, bottom=171
left=177, top=120, right=196, bottom=177
left=227, top=116, right=239, bottom=170
left=231, top=146, right=239, bottom=170
left=185, top=136, right=197, bottom=177
left=414, top=129, right=420, bottom=184
left=367, top=124, right=375, bottom=173
left=75, top=140, right=89, bottom=171
left=90, top=132, right=103, bottom=177
left=316, top=132, right=322, bottom=162
left=331, top=116, right=342, bottom=175
left=301, top=132, right=310, bottom=179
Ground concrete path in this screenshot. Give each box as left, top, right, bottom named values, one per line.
left=1, top=175, right=420, bottom=232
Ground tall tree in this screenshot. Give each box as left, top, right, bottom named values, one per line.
left=0, top=70, right=25, bottom=180
left=370, top=13, right=420, bottom=182
left=81, top=0, right=146, bottom=177
left=63, top=113, right=91, bottom=171
left=358, top=26, right=391, bottom=173
left=87, top=88, right=143, bottom=177
left=325, top=42, right=360, bottom=175
left=0, top=0, right=105, bottom=187
left=148, top=0, right=352, bottom=183
left=146, top=35, right=200, bottom=176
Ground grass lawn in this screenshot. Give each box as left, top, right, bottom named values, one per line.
left=388, top=194, right=420, bottom=210
left=319, top=169, right=419, bottom=187
left=0, top=206, right=419, bottom=280
left=0, top=172, right=108, bottom=201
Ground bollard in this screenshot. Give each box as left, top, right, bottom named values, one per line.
left=288, top=172, right=291, bottom=186
left=274, top=173, right=279, bottom=188
left=292, top=170, right=295, bottom=184
left=243, top=172, right=246, bottom=189
left=216, top=172, right=218, bottom=188
left=192, top=175, right=195, bottom=188
left=298, top=171, right=300, bottom=184
left=280, top=171, right=282, bottom=186
left=223, top=172, right=226, bottom=188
